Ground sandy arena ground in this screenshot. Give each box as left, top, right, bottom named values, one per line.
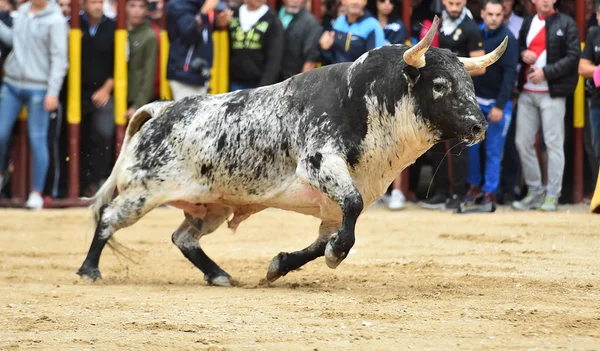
left=0, top=204, right=599, bottom=350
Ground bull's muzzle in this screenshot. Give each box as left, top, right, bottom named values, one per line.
left=466, top=121, right=488, bottom=144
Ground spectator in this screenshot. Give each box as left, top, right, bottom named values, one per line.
left=0, top=0, right=68, bottom=209
left=79, top=0, right=116, bottom=197
left=0, top=0, right=14, bottom=76
left=418, top=0, right=486, bottom=211
left=461, top=0, right=518, bottom=213
left=512, top=0, right=580, bottom=212
left=375, top=0, right=407, bottom=45
left=147, top=0, right=164, bottom=100
left=579, top=6, right=600, bottom=172
left=124, top=0, right=158, bottom=119
left=319, top=0, right=385, bottom=64
left=165, top=0, right=228, bottom=99
left=278, top=0, right=322, bottom=81
left=502, top=0, right=523, bottom=39
left=227, top=0, right=284, bottom=91
left=57, top=0, right=70, bottom=18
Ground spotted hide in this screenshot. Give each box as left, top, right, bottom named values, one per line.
left=76, top=17, right=508, bottom=286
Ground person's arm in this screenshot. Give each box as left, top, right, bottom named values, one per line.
left=47, top=18, right=69, bottom=99
left=258, top=17, right=285, bottom=86
left=301, top=18, right=323, bottom=72
left=543, top=17, right=581, bottom=81
left=579, top=29, right=597, bottom=78
left=169, top=0, right=218, bottom=45
left=494, top=33, right=519, bottom=110
left=132, top=35, right=159, bottom=110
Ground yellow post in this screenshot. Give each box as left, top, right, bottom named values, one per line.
left=67, top=29, right=82, bottom=124
left=574, top=43, right=586, bottom=129
left=592, top=168, right=600, bottom=213
left=114, top=29, right=128, bottom=127
left=209, top=30, right=229, bottom=95
left=160, top=29, right=172, bottom=100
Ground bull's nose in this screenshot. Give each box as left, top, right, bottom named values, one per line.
left=470, top=123, right=486, bottom=141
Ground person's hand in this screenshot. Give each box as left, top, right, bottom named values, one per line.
left=319, top=31, right=334, bottom=50
left=527, top=66, right=545, bottom=84
left=521, top=50, right=537, bottom=65
left=201, top=0, right=220, bottom=14
left=216, top=9, right=233, bottom=28
left=44, top=95, right=59, bottom=112
left=488, top=106, right=503, bottom=123
left=92, top=87, right=110, bottom=107
left=125, top=108, right=136, bottom=120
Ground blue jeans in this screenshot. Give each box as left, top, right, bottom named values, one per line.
left=467, top=100, right=512, bottom=194
left=0, top=82, right=50, bottom=192
left=590, top=108, right=600, bottom=163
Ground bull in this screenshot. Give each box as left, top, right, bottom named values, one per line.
left=76, top=17, right=508, bottom=286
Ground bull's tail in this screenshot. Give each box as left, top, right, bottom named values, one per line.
left=88, top=100, right=174, bottom=226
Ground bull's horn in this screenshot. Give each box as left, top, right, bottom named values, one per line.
left=459, top=36, right=509, bottom=72
left=403, top=15, right=440, bottom=68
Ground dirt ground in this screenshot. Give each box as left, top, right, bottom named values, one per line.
left=0, top=203, right=599, bottom=350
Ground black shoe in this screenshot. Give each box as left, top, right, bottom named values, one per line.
left=445, top=194, right=462, bottom=210
left=418, top=193, right=448, bottom=210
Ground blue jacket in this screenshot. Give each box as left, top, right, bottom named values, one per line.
left=165, top=0, right=214, bottom=87
left=472, top=23, right=518, bottom=110
left=323, top=11, right=385, bottom=64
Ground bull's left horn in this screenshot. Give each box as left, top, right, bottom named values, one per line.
left=459, top=36, right=509, bottom=72
left=403, top=15, right=440, bottom=68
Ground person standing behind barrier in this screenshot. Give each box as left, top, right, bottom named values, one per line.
left=147, top=0, right=164, bottom=100
left=460, top=0, right=518, bottom=213
left=511, top=0, right=580, bottom=212
left=319, top=0, right=385, bottom=64
left=165, top=0, right=229, bottom=99
left=579, top=7, right=600, bottom=174
left=226, top=0, right=284, bottom=91
left=278, top=0, right=322, bottom=81
left=0, top=0, right=68, bottom=209
left=124, top=0, right=158, bottom=119
left=79, top=0, right=116, bottom=197
left=418, top=0, right=486, bottom=211
left=375, top=0, right=407, bottom=46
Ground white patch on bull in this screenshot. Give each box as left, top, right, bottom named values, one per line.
left=355, top=94, right=438, bottom=205
left=432, top=77, right=450, bottom=100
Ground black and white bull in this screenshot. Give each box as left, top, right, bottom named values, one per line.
left=77, top=17, right=508, bottom=286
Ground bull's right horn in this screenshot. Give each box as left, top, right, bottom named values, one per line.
left=459, top=36, right=509, bottom=72
left=403, top=15, right=440, bottom=68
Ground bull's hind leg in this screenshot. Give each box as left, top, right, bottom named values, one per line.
left=266, top=221, right=340, bottom=282
left=77, top=193, right=158, bottom=281
left=172, top=205, right=233, bottom=287
left=297, top=153, right=364, bottom=269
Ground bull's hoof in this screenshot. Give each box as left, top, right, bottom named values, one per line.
left=76, top=266, right=102, bottom=282
left=204, top=272, right=233, bottom=287
left=266, top=252, right=288, bottom=282
left=324, top=236, right=347, bottom=269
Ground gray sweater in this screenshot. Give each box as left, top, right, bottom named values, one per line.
left=0, top=2, right=68, bottom=98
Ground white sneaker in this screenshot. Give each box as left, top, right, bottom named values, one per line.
left=25, top=192, right=44, bottom=210
left=388, top=189, right=406, bottom=211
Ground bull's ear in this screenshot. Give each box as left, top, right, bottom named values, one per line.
left=403, top=66, right=421, bottom=87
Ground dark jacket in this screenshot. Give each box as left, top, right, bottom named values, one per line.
left=280, top=8, right=322, bottom=81
left=517, top=11, right=580, bottom=97
left=473, top=23, right=518, bottom=110
left=0, top=11, right=12, bottom=72
left=228, top=7, right=284, bottom=86
left=165, top=0, right=214, bottom=87
left=80, top=13, right=115, bottom=98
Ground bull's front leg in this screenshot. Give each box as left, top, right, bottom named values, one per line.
left=297, top=152, right=364, bottom=269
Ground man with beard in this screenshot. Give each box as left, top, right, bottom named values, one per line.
left=319, top=0, right=385, bottom=64
left=418, top=0, right=486, bottom=211
left=278, top=0, right=322, bottom=81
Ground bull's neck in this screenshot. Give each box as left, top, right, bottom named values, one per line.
left=353, top=95, right=436, bottom=199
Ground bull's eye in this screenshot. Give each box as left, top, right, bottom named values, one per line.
left=433, top=83, right=445, bottom=93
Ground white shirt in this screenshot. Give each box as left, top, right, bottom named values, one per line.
left=239, top=4, right=269, bottom=32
